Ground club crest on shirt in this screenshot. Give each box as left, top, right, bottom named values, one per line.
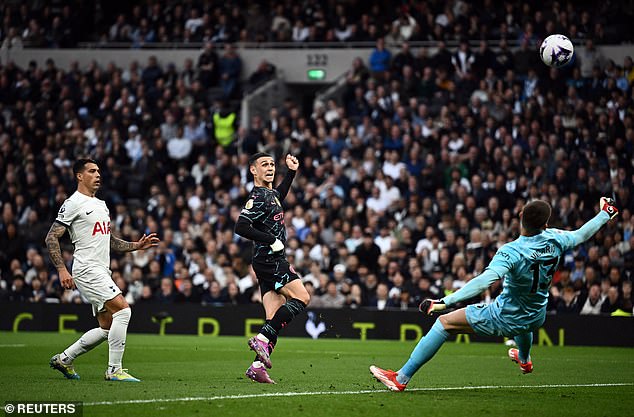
left=245, top=199, right=254, bottom=209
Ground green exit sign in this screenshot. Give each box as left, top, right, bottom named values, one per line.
left=307, top=69, right=326, bottom=81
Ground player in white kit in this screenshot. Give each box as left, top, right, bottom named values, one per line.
left=46, top=158, right=159, bottom=382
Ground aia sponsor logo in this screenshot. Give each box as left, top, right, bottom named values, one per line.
left=273, top=212, right=284, bottom=222
left=92, top=221, right=111, bottom=235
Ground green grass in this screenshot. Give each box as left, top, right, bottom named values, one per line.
left=0, top=332, right=632, bottom=417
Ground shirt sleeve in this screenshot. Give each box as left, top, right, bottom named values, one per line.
left=275, top=169, right=296, bottom=201
left=238, top=195, right=266, bottom=223
left=55, top=199, right=79, bottom=227
left=549, top=211, right=610, bottom=251
left=235, top=194, right=276, bottom=244
left=441, top=248, right=512, bottom=307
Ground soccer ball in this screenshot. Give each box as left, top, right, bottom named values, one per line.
left=539, top=34, right=574, bottom=68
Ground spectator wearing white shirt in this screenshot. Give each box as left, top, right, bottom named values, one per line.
left=124, top=125, right=143, bottom=163
left=190, top=155, right=210, bottom=185
left=382, top=150, right=406, bottom=180
left=184, top=9, right=204, bottom=37
left=374, top=226, right=394, bottom=254
left=167, top=126, right=192, bottom=161
left=366, top=186, right=389, bottom=214
left=579, top=283, right=604, bottom=315
left=292, top=20, right=309, bottom=42
left=382, top=176, right=401, bottom=209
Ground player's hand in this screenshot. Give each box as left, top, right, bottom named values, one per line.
left=419, top=299, right=447, bottom=315
left=599, top=197, right=618, bottom=220
left=270, top=238, right=284, bottom=252
left=285, top=154, right=299, bottom=171
left=59, top=269, right=75, bottom=290
left=136, top=233, right=161, bottom=250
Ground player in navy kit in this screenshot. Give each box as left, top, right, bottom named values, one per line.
left=235, top=152, right=310, bottom=383
left=370, top=198, right=619, bottom=391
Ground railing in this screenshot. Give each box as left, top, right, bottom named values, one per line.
left=70, top=38, right=592, bottom=50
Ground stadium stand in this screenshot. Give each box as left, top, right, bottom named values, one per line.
left=0, top=1, right=632, bottom=315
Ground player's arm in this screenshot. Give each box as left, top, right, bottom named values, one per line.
left=420, top=251, right=511, bottom=314
left=235, top=215, right=284, bottom=252
left=45, top=222, right=74, bottom=289
left=235, top=215, right=275, bottom=243
left=442, top=268, right=505, bottom=306
left=556, top=197, right=617, bottom=250
left=110, top=233, right=160, bottom=252
left=275, top=154, right=298, bottom=201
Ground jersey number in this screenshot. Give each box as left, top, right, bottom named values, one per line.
left=529, top=257, right=558, bottom=293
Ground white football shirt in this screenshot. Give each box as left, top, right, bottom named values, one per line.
left=55, top=191, right=111, bottom=276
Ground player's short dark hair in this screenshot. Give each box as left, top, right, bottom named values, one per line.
left=73, top=158, right=98, bottom=177
left=248, top=152, right=273, bottom=166
left=522, top=200, right=551, bottom=233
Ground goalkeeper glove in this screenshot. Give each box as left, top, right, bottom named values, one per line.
left=419, top=299, right=447, bottom=315
left=600, top=197, right=618, bottom=220
left=270, top=238, right=284, bottom=252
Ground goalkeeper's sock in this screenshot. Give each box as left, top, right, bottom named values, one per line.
left=513, top=332, right=533, bottom=363
left=397, top=319, right=449, bottom=384
left=260, top=299, right=306, bottom=341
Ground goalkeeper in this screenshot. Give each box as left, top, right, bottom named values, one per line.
left=371, top=198, right=618, bottom=391
left=235, top=152, right=310, bottom=384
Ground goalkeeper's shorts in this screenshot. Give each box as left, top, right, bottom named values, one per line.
left=465, top=303, right=546, bottom=337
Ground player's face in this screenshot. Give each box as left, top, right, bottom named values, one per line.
left=78, top=163, right=101, bottom=194
left=251, top=157, right=275, bottom=187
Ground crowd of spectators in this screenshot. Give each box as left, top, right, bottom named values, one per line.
left=0, top=9, right=633, bottom=317
left=0, top=1, right=632, bottom=48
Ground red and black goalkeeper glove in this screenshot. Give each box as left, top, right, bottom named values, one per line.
left=600, top=197, right=618, bottom=220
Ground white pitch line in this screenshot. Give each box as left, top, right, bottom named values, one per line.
left=85, top=382, right=634, bottom=406
left=0, top=344, right=26, bottom=347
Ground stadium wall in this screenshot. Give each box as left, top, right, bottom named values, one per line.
left=2, top=45, right=633, bottom=84
left=1, top=302, right=632, bottom=347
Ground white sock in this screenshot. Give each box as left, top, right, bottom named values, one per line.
left=61, top=327, right=109, bottom=363
left=108, top=307, right=131, bottom=374
left=256, top=334, right=269, bottom=343
left=252, top=361, right=264, bottom=368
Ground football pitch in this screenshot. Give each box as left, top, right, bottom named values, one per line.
left=1, top=332, right=632, bottom=417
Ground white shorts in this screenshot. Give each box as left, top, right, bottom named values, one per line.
left=74, top=270, right=122, bottom=316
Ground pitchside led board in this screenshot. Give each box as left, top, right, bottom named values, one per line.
left=1, top=302, right=632, bottom=347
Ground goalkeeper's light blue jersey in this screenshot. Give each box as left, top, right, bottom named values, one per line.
left=442, top=211, right=609, bottom=333
left=486, top=228, right=577, bottom=325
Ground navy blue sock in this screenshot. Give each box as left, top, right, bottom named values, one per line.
left=260, top=298, right=306, bottom=341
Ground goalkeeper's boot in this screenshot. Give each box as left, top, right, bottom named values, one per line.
left=369, top=365, right=407, bottom=392
left=248, top=336, right=272, bottom=369
left=508, top=348, right=533, bottom=374
left=49, top=354, right=80, bottom=380
left=105, top=368, right=141, bottom=382
left=245, top=364, right=276, bottom=384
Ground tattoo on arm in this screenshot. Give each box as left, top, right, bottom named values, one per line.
left=110, top=235, right=137, bottom=252
left=45, top=222, right=67, bottom=271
